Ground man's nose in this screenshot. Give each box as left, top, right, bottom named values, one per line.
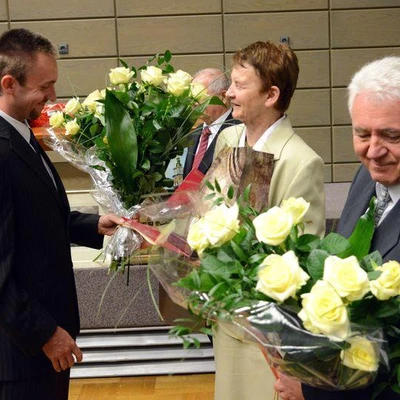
left=367, top=137, right=388, bottom=159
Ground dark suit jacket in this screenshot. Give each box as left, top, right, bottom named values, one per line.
left=183, top=111, right=240, bottom=177
left=303, top=165, right=400, bottom=399
left=0, top=117, right=103, bottom=381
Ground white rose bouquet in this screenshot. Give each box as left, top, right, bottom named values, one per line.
left=147, top=183, right=400, bottom=396
left=46, top=51, right=217, bottom=210
left=44, top=51, right=221, bottom=269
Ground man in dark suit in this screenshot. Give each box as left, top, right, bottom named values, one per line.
left=0, top=29, right=121, bottom=400
left=182, top=68, right=240, bottom=177
left=275, top=56, right=400, bottom=399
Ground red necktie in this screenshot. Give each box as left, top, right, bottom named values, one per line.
left=192, top=126, right=211, bottom=170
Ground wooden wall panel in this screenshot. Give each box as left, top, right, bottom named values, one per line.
left=11, top=20, right=117, bottom=58
left=224, top=12, right=329, bottom=51
left=331, top=9, right=400, bottom=48
left=332, top=47, right=400, bottom=87
left=296, top=127, right=332, bottom=163
left=117, top=0, right=220, bottom=16
left=0, top=0, right=7, bottom=20
left=333, top=163, right=361, bottom=182
left=331, top=0, right=400, bottom=9
left=9, top=0, right=114, bottom=19
left=118, top=16, right=223, bottom=56
left=333, top=126, right=358, bottom=163
left=224, top=0, right=328, bottom=12
left=297, top=51, right=330, bottom=88
left=288, top=89, right=331, bottom=127
left=332, top=88, right=350, bottom=125
left=56, top=58, right=118, bottom=98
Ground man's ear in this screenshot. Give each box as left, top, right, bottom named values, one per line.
left=265, top=85, right=280, bottom=107
left=1, top=75, right=17, bottom=94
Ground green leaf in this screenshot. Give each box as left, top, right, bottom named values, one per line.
left=319, top=232, right=350, bottom=254
left=164, top=50, right=172, bottom=62
left=367, top=270, right=382, bottom=280
left=306, top=249, right=329, bottom=280
left=230, top=241, right=247, bottom=262
left=361, top=251, right=383, bottom=272
left=105, top=90, right=138, bottom=188
left=339, top=197, right=376, bottom=260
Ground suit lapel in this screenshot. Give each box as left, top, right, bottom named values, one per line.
left=0, top=119, right=68, bottom=216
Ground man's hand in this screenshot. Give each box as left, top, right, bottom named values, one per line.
left=42, top=326, right=82, bottom=372
left=274, top=373, right=304, bottom=400
left=98, top=214, right=123, bottom=236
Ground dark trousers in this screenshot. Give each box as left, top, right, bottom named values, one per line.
left=0, top=369, right=70, bottom=400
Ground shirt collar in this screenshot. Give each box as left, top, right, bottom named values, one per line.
left=0, top=109, right=31, bottom=142
left=202, top=108, right=232, bottom=142
left=238, top=114, right=287, bottom=150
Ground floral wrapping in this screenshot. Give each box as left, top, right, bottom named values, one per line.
left=144, top=183, right=400, bottom=395
left=44, top=51, right=221, bottom=269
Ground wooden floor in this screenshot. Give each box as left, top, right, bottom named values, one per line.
left=69, top=374, right=215, bottom=400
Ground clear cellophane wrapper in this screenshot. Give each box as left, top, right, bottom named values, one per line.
left=45, top=128, right=143, bottom=266
left=231, top=301, right=389, bottom=391
left=143, top=196, right=390, bottom=392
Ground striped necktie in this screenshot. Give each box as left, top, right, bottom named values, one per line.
left=374, top=183, right=390, bottom=226
left=192, top=126, right=211, bottom=170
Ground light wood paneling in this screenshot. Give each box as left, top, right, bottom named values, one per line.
left=117, top=0, right=221, bottom=16
left=9, top=0, right=114, bottom=19
left=223, top=0, right=328, bottom=12
left=288, top=89, right=331, bottom=127
left=0, top=23, right=7, bottom=34
left=224, top=12, right=329, bottom=51
left=69, top=374, right=215, bottom=400
left=123, top=54, right=225, bottom=76
left=11, top=20, right=117, bottom=58
left=331, top=9, right=400, bottom=48
left=118, top=16, right=223, bottom=56
left=333, top=126, right=358, bottom=163
left=325, top=165, right=332, bottom=183
left=57, top=58, right=118, bottom=98
left=331, top=47, right=400, bottom=87
left=333, top=163, right=361, bottom=182
left=296, top=127, right=331, bottom=162
left=332, top=88, right=350, bottom=125
left=0, top=0, right=7, bottom=20
left=331, top=0, right=400, bottom=9
left=297, top=50, right=330, bottom=88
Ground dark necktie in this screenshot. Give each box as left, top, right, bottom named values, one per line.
left=375, top=183, right=390, bottom=226
left=29, top=129, right=42, bottom=154
left=192, top=126, right=211, bottom=170
left=29, top=129, right=57, bottom=189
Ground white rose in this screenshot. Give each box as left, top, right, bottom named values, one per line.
left=280, top=197, right=310, bottom=225
left=256, top=250, right=310, bottom=303
left=298, top=280, right=350, bottom=340
left=140, top=66, right=165, bottom=87
left=109, top=67, right=134, bottom=85
left=341, top=336, right=379, bottom=372
left=187, top=217, right=210, bottom=256
left=166, top=69, right=192, bottom=96
left=323, top=255, right=370, bottom=302
left=64, top=119, right=80, bottom=137
left=253, top=207, right=293, bottom=246
left=64, top=97, right=81, bottom=115
left=190, top=81, right=209, bottom=102
left=370, top=260, right=400, bottom=300
left=82, top=89, right=104, bottom=113
left=49, top=111, right=64, bottom=128
left=202, top=202, right=240, bottom=247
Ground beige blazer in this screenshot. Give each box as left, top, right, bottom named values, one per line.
left=214, top=118, right=325, bottom=236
